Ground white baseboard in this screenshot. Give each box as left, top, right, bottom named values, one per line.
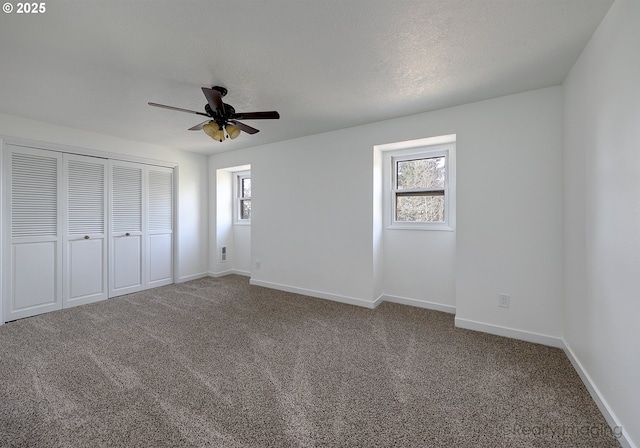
left=208, top=269, right=250, bottom=278
left=209, top=270, right=233, bottom=278
left=454, top=317, right=564, bottom=348
left=380, top=294, right=456, bottom=314
left=249, top=279, right=377, bottom=309
left=563, top=342, right=635, bottom=448
left=177, top=272, right=209, bottom=283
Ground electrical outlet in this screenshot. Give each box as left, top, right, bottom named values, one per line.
left=498, top=294, right=510, bottom=308
left=255, top=260, right=261, bottom=269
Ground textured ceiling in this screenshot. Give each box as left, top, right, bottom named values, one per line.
left=0, top=0, right=613, bottom=154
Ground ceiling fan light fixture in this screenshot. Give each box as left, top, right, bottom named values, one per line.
left=203, top=122, right=225, bottom=142
left=226, top=124, right=241, bottom=139
left=203, top=122, right=217, bottom=138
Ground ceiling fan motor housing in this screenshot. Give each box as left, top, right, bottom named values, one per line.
left=212, top=86, right=228, bottom=97
left=204, top=103, right=236, bottom=128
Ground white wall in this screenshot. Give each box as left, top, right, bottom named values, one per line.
left=383, top=229, right=456, bottom=309
left=0, top=113, right=209, bottom=284
left=210, top=134, right=379, bottom=307
left=213, top=169, right=233, bottom=274
left=453, top=89, right=564, bottom=344
left=233, top=225, right=251, bottom=275
left=210, top=166, right=251, bottom=276
left=563, top=0, right=640, bottom=444
left=209, top=86, right=564, bottom=342
left=377, top=137, right=457, bottom=312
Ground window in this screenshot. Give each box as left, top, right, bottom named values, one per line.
left=384, top=142, right=455, bottom=230
left=235, top=171, right=251, bottom=223
left=393, top=153, right=446, bottom=222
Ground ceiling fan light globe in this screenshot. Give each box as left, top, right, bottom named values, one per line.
left=203, top=122, right=218, bottom=138
left=226, top=124, right=241, bottom=139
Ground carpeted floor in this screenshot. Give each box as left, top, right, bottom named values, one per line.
left=0, top=275, right=621, bottom=447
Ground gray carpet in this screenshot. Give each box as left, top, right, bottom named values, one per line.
left=0, top=275, right=621, bottom=447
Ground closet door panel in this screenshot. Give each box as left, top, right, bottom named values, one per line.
left=4, top=146, right=63, bottom=321
left=63, top=154, right=108, bottom=307
left=12, top=242, right=57, bottom=309
left=109, top=161, right=145, bottom=297
left=68, top=238, right=104, bottom=300
left=112, top=235, right=142, bottom=290
left=149, top=234, right=172, bottom=284
left=147, top=167, right=173, bottom=287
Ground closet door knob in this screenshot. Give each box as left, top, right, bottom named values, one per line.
left=125, top=232, right=131, bottom=237
left=84, top=235, right=90, bottom=240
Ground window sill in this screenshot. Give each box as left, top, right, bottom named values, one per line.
left=387, top=223, right=454, bottom=231
left=234, top=221, right=251, bottom=226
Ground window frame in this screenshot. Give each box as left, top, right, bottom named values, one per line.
left=386, top=143, right=455, bottom=231
left=234, top=171, right=251, bottom=225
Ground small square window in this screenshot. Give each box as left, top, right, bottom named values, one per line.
left=394, top=156, right=446, bottom=223
left=387, top=144, right=454, bottom=230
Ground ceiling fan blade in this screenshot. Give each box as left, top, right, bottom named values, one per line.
left=229, top=120, right=260, bottom=135
left=188, top=120, right=211, bottom=131
left=231, top=111, right=280, bottom=120
left=202, top=87, right=225, bottom=115
left=148, top=102, right=209, bottom=117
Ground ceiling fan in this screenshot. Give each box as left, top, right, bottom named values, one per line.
left=148, top=86, right=280, bottom=142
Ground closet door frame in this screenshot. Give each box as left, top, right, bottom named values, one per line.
left=0, top=137, right=179, bottom=325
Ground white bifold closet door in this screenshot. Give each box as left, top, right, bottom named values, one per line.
left=147, top=166, right=174, bottom=288
left=109, top=161, right=145, bottom=297
left=63, top=154, right=108, bottom=308
left=108, top=161, right=173, bottom=297
left=3, top=145, right=174, bottom=321
left=3, top=148, right=109, bottom=321
left=4, top=146, right=63, bottom=321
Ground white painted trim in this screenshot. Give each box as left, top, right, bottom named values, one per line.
left=249, top=279, right=377, bottom=309
left=208, top=269, right=251, bottom=278
left=0, top=136, right=177, bottom=168
left=209, top=270, right=235, bottom=278
left=177, top=272, right=210, bottom=283
left=209, top=269, right=251, bottom=278
left=454, top=317, right=564, bottom=348
left=373, top=294, right=385, bottom=308
left=171, top=165, right=180, bottom=289
left=375, top=134, right=456, bottom=152
left=381, top=294, right=456, bottom=314
left=563, top=342, right=635, bottom=448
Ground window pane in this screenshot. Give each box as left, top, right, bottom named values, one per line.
left=396, top=157, right=445, bottom=190
left=240, top=199, right=251, bottom=220
left=396, top=195, right=444, bottom=222
left=242, top=178, right=251, bottom=198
